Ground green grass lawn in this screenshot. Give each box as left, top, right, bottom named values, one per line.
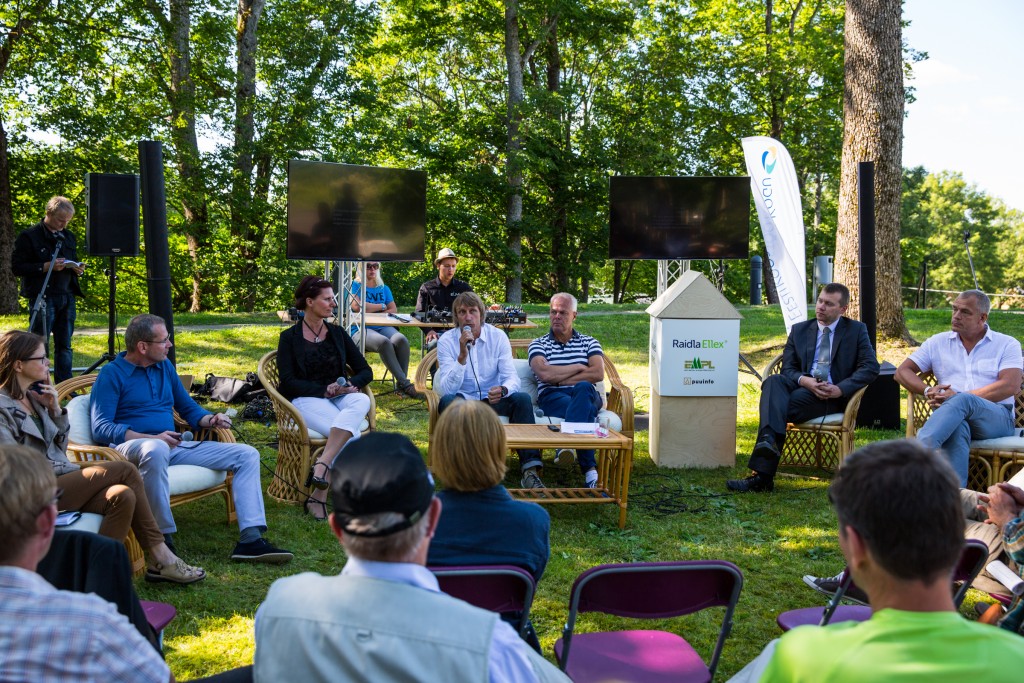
left=2, top=303, right=1020, bottom=679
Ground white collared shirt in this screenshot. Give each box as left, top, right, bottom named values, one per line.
left=435, top=323, right=520, bottom=400
left=910, top=327, right=1023, bottom=406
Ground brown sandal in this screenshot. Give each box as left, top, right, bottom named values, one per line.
left=146, top=558, right=207, bottom=585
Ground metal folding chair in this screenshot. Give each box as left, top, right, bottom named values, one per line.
left=429, top=565, right=537, bottom=640
left=554, top=560, right=743, bottom=683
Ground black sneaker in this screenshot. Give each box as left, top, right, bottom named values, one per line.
left=231, top=538, right=294, bottom=564
left=802, top=572, right=869, bottom=606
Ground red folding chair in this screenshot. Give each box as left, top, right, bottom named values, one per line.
left=777, top=539, right=990, bottom=631
left=429, top=565, right=537, bottom=640
left=554, top=560, right=743, bottom=683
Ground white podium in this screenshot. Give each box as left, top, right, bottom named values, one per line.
left=646, top=271, right=741, bottom=468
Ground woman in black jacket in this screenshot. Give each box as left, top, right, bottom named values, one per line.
left=277, top=276, right=373, bottom=520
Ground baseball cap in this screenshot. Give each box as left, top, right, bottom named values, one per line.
left=433, top=248, right=459, bottom=267
left=330, top=432, right=434, bottom=537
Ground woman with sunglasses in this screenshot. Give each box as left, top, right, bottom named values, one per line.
left=350, top=261, right=422, bottom=400
left=277, top=275, right=373, bottom=520
left=0, top=330, right=205, bottom=584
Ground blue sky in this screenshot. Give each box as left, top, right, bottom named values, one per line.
left=902, top=0, right=1024, bottom=211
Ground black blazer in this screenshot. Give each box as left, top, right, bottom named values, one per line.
left=780, top=317, right=880, bottom=397
left=276, top=321, right=373, bottom=401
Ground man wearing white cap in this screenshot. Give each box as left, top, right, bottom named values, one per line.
left=416, top=247, right=473, bottom=347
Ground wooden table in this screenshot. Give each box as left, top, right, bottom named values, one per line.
left=503, top=424, right=634, bottom=528
left=359, top=312, right=538, bottom=332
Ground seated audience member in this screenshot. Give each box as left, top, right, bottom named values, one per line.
left=91, top=314, right=292, bottom=563
left=0, top=330, right=203, bottom=584
left=253, top=432, right=570, bottom=683
left=804, top=467, right=1024, bottom=605
left=278, top=275, right=373, bottom=520
left=428, top=399, right=550, bottom=646
left=978, top=479, right=1024, bottom=635
left=435, top=291, right=543, bottom=489
left=416, top=247, right=473, bottom=348
left=894, top=289, right=1023, bottom=486
left=0, top=444, right=173, bottom=682
left=349, top=261, right=422, bottom=400
left=733, top=439, right=1024, bottom=683
left=529, top=292, right=605, bottom=489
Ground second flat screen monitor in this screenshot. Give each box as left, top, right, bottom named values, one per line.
left=608, top=176, right=750, bottom=260
left=287, top=160, right=426, bottom=262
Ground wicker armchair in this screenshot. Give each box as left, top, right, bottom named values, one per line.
left=413, top=337, right=635, bottom=453
left=906, top=372, right=1024, bottom=490
left=54, top=374, right=237, bottom=525
left=761, top=353, right=869, bottom=471
left=257, top=351, right=376, bottom=505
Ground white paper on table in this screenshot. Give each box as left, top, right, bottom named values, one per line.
left=560, top=422, right=599, bottom=434
left=987, top=560, right=1024, bottom=596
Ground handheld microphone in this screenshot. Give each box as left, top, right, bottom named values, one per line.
left=336, top=376, right=348, bottom=387
left=462, top=325, right=474, bottom=346
left=812, top=366, right=827, bottom=382
left=180, top=431, right=194, bottom=442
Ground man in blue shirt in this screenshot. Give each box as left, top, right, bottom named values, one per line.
left=91, top=314, right=292, bottom=563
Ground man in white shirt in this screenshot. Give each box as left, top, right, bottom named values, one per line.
left=435, top=292, right=544, bottom=489
left=895, top=289, right=1023, bottom=486
left=253, top=432, right=570, bottom=683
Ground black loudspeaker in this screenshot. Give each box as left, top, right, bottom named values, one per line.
left=85, top=173, right=140, bottom=256
left=857, top=361, right=901, bottom=430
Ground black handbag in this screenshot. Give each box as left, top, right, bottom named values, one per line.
left=197, top=372, right=263, bottom=403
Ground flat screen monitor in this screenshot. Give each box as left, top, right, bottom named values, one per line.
left=608, top=176, right=750, bottom=260
left=287, top=160, right=427, bottom=261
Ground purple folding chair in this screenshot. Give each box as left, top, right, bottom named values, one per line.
left=553, top=560, right=743, bottom=683
left=777, top=538, right=990, bottom=631
left=429, top=565, right=537, bottom=640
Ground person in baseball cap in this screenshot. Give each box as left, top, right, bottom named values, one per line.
left=417, top=247, right=473, bottom=346
left=254, top=430, right=572, bottom=682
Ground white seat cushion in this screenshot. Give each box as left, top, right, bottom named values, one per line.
left=971, top=436, right=1024, bottom=451
left=66, top=394, right=98, bottom=445
left=168, top=465, right=228, bottom=496
left=792, top=413, right=845, bottom=428
left=62, top=512, right=104, bottom=533
left=512, top=359, right=608, bottom=410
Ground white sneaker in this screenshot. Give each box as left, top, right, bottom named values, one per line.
left=584, top=469, right=599, bottom=489
left=555, top=448, right=577, bottom=467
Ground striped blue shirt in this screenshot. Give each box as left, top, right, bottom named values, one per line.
left=528, top=330, right=602, bottom=398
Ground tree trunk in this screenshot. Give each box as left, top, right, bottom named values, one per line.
left=503, top=0, right=524, bottom=305
left=834, top=0, right=908, bottom=340
left=167, top=0, right=210, bottom=313
left=232, top=0, right=265, bottom=312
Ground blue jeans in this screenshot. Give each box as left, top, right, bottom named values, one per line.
left=30, top=292, right=76, bottom=383
left=537, top=382, right=602, bottom=471
left=916, top=393, right=1015, bottom=486
left=438, top=392, right=542, bottom=471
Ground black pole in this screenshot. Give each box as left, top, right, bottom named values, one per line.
left=28, top=239, right=63, bottom=336
left=138, top=140, right=176, bottom=366
left=857, top=161, right=877, bottom=352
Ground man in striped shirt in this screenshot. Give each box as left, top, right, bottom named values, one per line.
left=528, top=293, right=604, bottom=489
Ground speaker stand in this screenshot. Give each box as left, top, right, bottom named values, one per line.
left=82, top=256, right=118, bottom=375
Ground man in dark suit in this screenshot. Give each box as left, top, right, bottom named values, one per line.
left=727, top=283, right=880, bottom=493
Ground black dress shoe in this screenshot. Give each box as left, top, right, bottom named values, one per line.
left=752, top=438, right=781, bottom=462
left=726, top=473, right=775, bottom=493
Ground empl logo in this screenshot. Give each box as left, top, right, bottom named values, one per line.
left=761, top=146, right=778, bottom=174
left=684, top=358, right=715, bottom=371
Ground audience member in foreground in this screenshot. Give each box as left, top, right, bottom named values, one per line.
left=0, top=444, right=173, bottom=683
left=529, top=292, right=605, bottom=489
left=733, top=439, right=1024, bottom=682
left=804, top=467, right=1024, bottom=605
left=253, top=432, right=570, bottom=683
left=0, top=330, right=203, bottom=584
left=436, top=291, right=543, bottom=488
left=728, top=283, right=879, bottom=493
left=894, top=289, right=1023, bottom=486
left=428, top=399, right=550, bottom=647
left=91, top=314, right=292, bottom=563
left=278, top=275, right=372, bottom=520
